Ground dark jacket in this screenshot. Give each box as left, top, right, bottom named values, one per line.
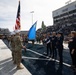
left=68, top=37, right=76, bottom=50
left=56, top=36, right=63, bottom=49
left=51, top=36, right=57, bottom=48
left=45, top=37, right=51, bottom=45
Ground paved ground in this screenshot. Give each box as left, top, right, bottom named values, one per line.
left=0, top=40, right=31, bottom=75
left=3, top=39, right=76, bottom=75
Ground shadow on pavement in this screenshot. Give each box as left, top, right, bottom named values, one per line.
left=0, top=57, right=17, bottom=75
left=22, top=55, right=63, bottom=75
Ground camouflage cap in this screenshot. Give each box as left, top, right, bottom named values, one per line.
left=11, top=31, right=15, bottom=35
left=14, top=30, right=20, bottom=34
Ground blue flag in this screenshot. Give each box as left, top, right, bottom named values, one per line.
left=28, top=21, right=37, bottom=40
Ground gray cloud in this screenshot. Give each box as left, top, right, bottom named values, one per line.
left=0, top=0, right=18, bottom=23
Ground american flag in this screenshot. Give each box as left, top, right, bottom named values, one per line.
left=15, top=1, right=21, bottom=30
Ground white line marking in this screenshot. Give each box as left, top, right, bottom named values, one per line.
left=24, top=49, right=71, bottom=67
left=27, top=49, right=46, bottom=57
left=22, top=56, right=51, bottom=61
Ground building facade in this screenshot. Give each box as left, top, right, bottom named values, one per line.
left=52, top=1, right=76, bottom=30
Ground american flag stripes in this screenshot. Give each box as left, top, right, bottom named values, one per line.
left=15, top=1, right=21, bottom=30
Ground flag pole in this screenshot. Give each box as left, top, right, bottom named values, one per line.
left=13, top=27, right=15, bottom=31
left=30, top=11, right=34, bottom=25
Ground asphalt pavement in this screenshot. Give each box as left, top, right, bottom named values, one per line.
left=3, top=39, right=76, bottom=75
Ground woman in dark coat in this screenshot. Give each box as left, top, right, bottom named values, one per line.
left=68, top=31, right=76, bottom=71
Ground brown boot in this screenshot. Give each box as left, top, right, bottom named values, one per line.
left=17, top=65, right=24, bottom=70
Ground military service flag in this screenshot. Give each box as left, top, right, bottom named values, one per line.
left=28, top=21, right=37, bottom=40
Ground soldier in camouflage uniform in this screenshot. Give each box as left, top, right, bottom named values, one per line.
left=14, top=30, right=25, bottom=69
left=10, top=32, right=16, bottom=63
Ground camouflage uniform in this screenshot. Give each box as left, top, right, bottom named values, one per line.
left=14, top=35, right=23, bottom=66
left=10, top=36, right=15, bottom=61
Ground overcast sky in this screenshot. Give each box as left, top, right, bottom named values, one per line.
left=0, top=0, right=75, bottom=31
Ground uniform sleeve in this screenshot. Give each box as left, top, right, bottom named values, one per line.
left=16, top=36, right=23, bottom=49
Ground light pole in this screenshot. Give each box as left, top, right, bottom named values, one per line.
left=30, top=11, right=35, bottom=45
left=30, top=11, right=34, bottom=24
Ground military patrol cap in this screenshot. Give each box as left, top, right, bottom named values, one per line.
left=14, top=30, right=20, bottom=34
left=11, top=31, right=15, bottom=35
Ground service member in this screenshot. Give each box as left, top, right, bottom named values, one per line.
left=10, top=31, right=15, bottom=63
left=14, top=30, right=25, bottom=69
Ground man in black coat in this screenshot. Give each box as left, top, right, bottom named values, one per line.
left=51, top=32, right=57, bottom=59
left=45, top=33, right=52, bottom=57
left=56, top=32, right=64, bottom=66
